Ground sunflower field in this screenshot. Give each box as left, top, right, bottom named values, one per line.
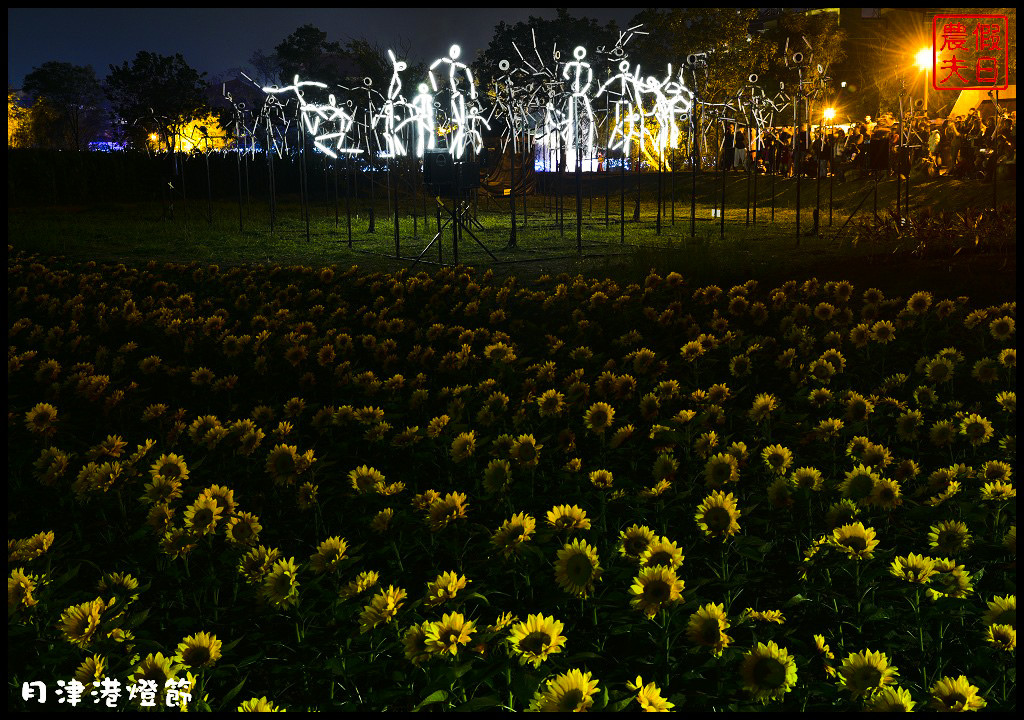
left=7, top=247, right=1016, bottom=711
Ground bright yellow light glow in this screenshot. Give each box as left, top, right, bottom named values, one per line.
left=915, top=47, right=932, bottom=71
left=823, top=107, right=835, bottom=121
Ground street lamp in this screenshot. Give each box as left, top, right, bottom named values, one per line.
left=914, top=46, right=932, bottom=115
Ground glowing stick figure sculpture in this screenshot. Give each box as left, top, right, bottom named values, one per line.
left=562, top=46, right=596, bottom=156
left=429, top=44, right=488, bottom=159
left=395, top=82, right=436, bottom=158
left=598, top=60, right=644, bottom=158
left=263, top=76, right=363, bottom=158
left=377, top=50, right=408, bottom=158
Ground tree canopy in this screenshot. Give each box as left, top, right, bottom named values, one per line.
left=22, top=61, right=106, bottom=150
left=473, top=9, right=621, bottom=91
left=105, top=51, right=210, bottom=152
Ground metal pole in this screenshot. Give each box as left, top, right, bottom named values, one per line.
left=620, top=139, right=625, bottom=244
left=346, top=155, right=353, bottom=247
left=690, top=103, right=696, bottom=238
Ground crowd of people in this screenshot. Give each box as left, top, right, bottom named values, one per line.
left=719, top=107, right=1016, bottom=182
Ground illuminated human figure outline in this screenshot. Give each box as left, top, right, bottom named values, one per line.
left=429, top=44, right=487, bottom=159
left=263, top=76, right=364, bottom=158
left=394, top=82, right=436, bottom=158
left=377, top=49, right=409, bottom=158
left=598, top=60, right=644, bottom=158
left=562, top=46, right=597, bottom=156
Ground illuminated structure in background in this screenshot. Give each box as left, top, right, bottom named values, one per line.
left=233, top=27, right=810, bottom=179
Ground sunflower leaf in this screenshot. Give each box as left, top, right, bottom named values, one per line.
left=412, top=689, right=448, bottom=710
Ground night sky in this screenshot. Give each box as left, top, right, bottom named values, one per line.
left=8, top=8, right=640, bottom=88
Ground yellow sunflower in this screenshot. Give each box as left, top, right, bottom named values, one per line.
left=149, top=453, right=189, bottom=484
left=584, top=401, right=616, bottom=434
left=867, top=686, right=917, bottom=711
left=8, top=567, right=42, bottom=612
left=507, top=613, right=567, bottom=668
left=451, top=431, right=477, bottom=462
left=829, top=522, right=879, bottom=560
left=618, top=524, right=657, bottom=562
left=547, top=504, right=591, bottom=533
left=427, top=492, right=469, bottom=532
left=424, top=611, right=476, bottom=657
left=959, top=414, right=994, bottom=446
left=928, top=675, right=986, bottom=712
left=627, top=675, right=675, bottom=712
left=425, top=570, right=470, bottom=607
left=890, top=553, right=938, bottom=584
left=838, top=464, right=879, bottom=505
left=358, top=585, right=406, bottom=633
left=985, top=624, right=1016, bottom=652
left=260, top=557, right=301, bottom=608
left=685, top=602, right=732, bottom=655
left=59, top=597, right=107, bottom=648
left=837, top=649, right=900, bottom=699
left=183, top=496, right=223, bottom=537
left=510, top=434, right=543, bottom=467
left=528, top=668, right=600, bottom=712
left=982, top=595, right=1015, bottom=627
left=349, top=465, right=385, bottom=494
left=128, top=652, right=177, bottom=703
left=404, top=621, right=434, bottom=666
left=225, top=512, right=262, bottom=546
left=237, top=696, right=284, bottom=711
left=340, top=570, right=380, bottom=600
left=704, top=453, right=740, bottom=487
left=74, top=654, right=107, bottom=690
left=748, top=393, right=778, bottom=423
left=740, top=641, right=798, bottom=703
left=537, top=389, right=566, bottom=417
left=492, top=513, right=536, bottom=557
left=761, top=444, right=794, bottom=475
left=24, top=402, right=59, bottom=437
left=554, top=538, right=603, bottom=598
left=928, top=521, right=971, bottom=555
left=695, top=491, right=742, bottom=539
left=629, top=566, right=684, bottom=618
left=639, top=537, right=685, bottom=571
left=174, top=631, right=223, bottom=669
left=309, top=536, right=349, bottom=574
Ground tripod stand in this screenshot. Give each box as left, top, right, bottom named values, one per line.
left=413, top=163, right=497, bottom=267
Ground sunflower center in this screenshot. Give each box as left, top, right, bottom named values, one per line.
left=698, top=617, right=722, bottom=643
left=557, top=689, right=585, bottom=711
left=184, top=646, right=211, bottom=666
left=752, top=657, right=787, bottom=688
left=624, top=537, right=649, bottom=555
left=705, top=507, right=732, bottom=531
left=851, top=666, right=882, bottom=690
left=590, top=411, right=608, bottom=427
left=520, top=631, right=550, bottom=655
left=566, top=554, right=594, bottom=584
left=646, top=551, right=673, bottom=567
left=193, top=509, right=213, bottom=528
left=844, top=536, right=867, bottom=552
left=643, top=580, right=671, bottom=603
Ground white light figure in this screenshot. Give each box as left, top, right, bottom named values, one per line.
left=376, top=50, right=408, bottom=158
left=598, top=60, right=644, bottom=161
left=263, top=76, right=363, bottom=158
left=562, top=46, right=597, bottom=166
left=429, top=44, right=487, bottom=159
left=395, top=82, right=436, bottom=158
left=644, top=67, right=693, bottom=170
left=312, top=95, right=363, bottom=157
